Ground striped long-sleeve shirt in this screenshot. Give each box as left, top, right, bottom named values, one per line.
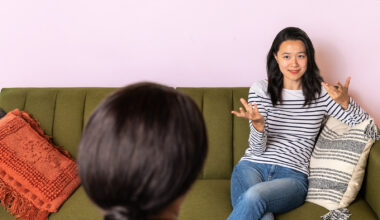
left=241, top=80, right=369, bottom=175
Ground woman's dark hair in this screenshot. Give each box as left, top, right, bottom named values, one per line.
left=78, top=82, right=208, bottom=220
left=267, top=27, right=323, bottom=106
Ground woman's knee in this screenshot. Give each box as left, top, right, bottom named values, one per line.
left=243, top=186, right=267, bottom=205
left=285, top=178, right=308, bottom=199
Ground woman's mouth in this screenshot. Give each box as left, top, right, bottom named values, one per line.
left=289, top=70, right=300, bottom=74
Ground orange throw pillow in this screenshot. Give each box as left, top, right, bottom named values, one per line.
left=0, top=109, right=80, bottom=219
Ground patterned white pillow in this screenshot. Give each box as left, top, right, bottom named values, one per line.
left=306, top=117, right=378, bottom=219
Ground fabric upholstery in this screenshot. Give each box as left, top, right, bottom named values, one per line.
left=0, top=87, right=378, bottom=220
left=53, top=89, right=87, bottom=158
left=201, top=88, right=233, bottom=179
left=49, top=187, right=102, bottom=220
left=177, top=88, right=234, bottom=179
left=232, top=88, right=250, bottom=166
left=82, top=88, right=117, bottom=127
left=365, top=139, right=380, bottom=217
left=277, top=199, right=377, bottom=220
left=179, top=180, right=231, bottom=220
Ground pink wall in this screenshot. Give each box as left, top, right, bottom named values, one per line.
left=0, top=0, right=380, bottom=123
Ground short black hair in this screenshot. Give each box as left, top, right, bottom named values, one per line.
left=267, top=27, right=323, bottom=106
left=78, top=82, right=208, bottom=220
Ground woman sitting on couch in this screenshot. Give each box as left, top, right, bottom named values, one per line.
left=78, top=82, right=208, bottom=220
left=229, top=27, right=369, bottom=219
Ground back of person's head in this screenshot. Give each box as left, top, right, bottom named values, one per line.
left=78, top=82, right=208, bottom=220
left=266, top=27, right=323, bottom=106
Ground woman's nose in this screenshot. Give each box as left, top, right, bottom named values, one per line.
left=291, top=57, right=299, bottom=67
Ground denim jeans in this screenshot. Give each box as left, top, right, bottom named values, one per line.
left=228, top=160, right=308, bottom=220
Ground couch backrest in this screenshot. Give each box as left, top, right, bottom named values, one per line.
left=0, top=87, right=251, bottom=180
left=0, top=88, right=118, bottom=158
left=176, top=88, right=250, bottom=179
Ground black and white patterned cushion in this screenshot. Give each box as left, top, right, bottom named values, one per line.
left=306, top=117, right=378, bottom=219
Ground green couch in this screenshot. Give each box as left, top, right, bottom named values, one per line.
left=0, top=87, right=378, bottom=220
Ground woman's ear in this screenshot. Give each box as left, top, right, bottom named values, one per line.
left=274, top=53, right=278, bottom=62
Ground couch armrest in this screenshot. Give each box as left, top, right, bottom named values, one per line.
left=364, top=136, right=380, bottom=217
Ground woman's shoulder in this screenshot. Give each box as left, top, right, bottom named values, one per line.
left=319, top=84, right=329, bottom=97
left=249, top=80, right=268, bottom=97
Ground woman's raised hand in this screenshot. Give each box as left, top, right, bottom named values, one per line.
left=231, top=98, right=265, bottom=132
left=322, top=77, right=351, bottom=110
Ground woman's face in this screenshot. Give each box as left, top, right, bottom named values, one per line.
left=274, top=40, right=307, bottom=89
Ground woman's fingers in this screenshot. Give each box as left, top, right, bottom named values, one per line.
left=239, top=107, right=246, bottom=115
left=231, top=110, right=238, bottom=116
left=232, top=99, right=262, bottom=120
left=240, top=98, right=250, bottom=111
left=253, top=103, right=260, bottom=114
left=336, top=82, right=344, bottom=92
left=344, top=77, right=351, bottom=88
left=322, top=82, right=334, bottom=93
left=255, top=103, right=260, bottom=109
left=231, top=106, right=249, bottom=118
left=323, top=77, right=350, bottom=90
left=323, top=82, right=341, bottom=94
left=322, top=77, right=351, bottom=108
left=231, top=110, right=244, bottom=118
left=240, top=98, right=257, bottom=115
left=248, top=102, right=253, bottom=109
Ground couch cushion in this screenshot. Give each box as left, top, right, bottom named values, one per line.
left=1, top=184, right=376, bottom=220
left=179, top=180, right=377, bottom=220
left=179, top=179, right=232, bottom=220
left=0, top=187, right=103, bottom=220
left=276, top=198, right=377, bottom=220
left=0, top=88, right=118, bottom=159
left=0, top=206, right=14, bottom=220
left=177, top=88, right=234, bottom=179
left=49, top=187, right=102, bottom=220
left=52, top=89, right=87, bottom=158
left=82, top=88, right=118, bottom=127
left=232, top=88, right=250, bottom=166
left=365, top=137, right=380, bottom=217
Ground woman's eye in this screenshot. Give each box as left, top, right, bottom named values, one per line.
left=298, top=55, right=306, bottom=58
left=283, top=56, right=289, bottom=59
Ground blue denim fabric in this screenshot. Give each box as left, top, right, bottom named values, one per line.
left=228, top=160, right=308, bottom=220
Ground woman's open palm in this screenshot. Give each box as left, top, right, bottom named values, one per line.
left=231, top=98, right=265, bottom=132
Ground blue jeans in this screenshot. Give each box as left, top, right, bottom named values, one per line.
left=228, top=160, right=308, bottom=220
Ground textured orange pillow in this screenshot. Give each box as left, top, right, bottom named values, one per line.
left=0, top=109, right=80, bottom=219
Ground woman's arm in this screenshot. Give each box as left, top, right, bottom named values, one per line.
left=232, top=89, right=268, bottom=155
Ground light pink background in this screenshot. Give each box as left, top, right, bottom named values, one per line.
left=0, top=0, right=379, bottom=123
